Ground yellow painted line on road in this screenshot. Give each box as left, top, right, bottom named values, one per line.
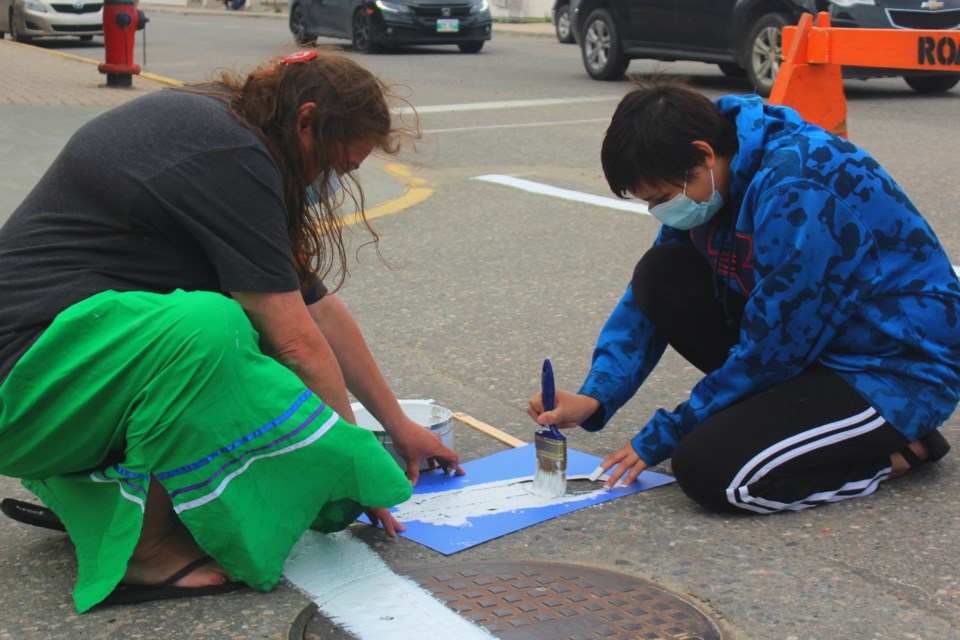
left=341, top=162, right=433, bottom=227
left=139, top=71, right=184, bottom=87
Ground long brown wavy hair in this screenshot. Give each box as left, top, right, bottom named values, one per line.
left=187, top=51, right=419, bottom=292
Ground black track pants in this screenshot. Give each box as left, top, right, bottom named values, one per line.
left=632, top=243, right=909, bottom=514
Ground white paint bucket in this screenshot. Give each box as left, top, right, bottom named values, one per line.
left=350, top=399, right=455, bottom=471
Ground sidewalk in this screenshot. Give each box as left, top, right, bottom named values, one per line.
left=0, top=40, right=173, bottom=107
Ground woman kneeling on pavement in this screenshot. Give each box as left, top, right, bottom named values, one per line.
left=529, top=77, right=959, bottom=514
left=0, top=50, right=460, bottom=612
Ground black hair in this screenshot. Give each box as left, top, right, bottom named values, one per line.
left=601, top=76, right=739, bottom=198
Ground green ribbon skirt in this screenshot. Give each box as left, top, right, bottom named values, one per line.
left=0, top=290, right=412, bottom=612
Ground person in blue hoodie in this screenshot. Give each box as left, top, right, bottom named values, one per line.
left=528, top=77, right=960, bottom=514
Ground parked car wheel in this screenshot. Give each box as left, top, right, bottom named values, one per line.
left=458, top=41, right=484, bottom=53
left=744, top=13, right=787, bottom=96
left=554, top=2, right=574, bottom=44
left=718, top=62, right=746, bottom=77
left=10, top=10, right=32, bottom=44
left=289, top=2, right=315, bottom=45
left=903, top=74, right=959, bottom=94
left=581, top=8, right=629, bottom=81
left=351, top=9, right=378, bottom=52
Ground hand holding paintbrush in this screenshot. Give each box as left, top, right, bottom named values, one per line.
left=527, top=374, right=602, bottom=431
left=531, top=359, right=568, bottom=498
left=527, top=368, right=645, bottom=490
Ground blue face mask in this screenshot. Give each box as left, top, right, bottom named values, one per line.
left=306, top=172, right=342, bottom=207
left=648, top=168, right=724, bottom=230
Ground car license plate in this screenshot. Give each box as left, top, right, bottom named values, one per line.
left=436, top=18, right=459, bottom=33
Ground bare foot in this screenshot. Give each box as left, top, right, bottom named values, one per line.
left=889, top=440, right=929, bottom=478
left=123, top=476, right=230, bottom=587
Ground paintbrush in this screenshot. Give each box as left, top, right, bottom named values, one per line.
left=530, top=358, right=567, bottom=498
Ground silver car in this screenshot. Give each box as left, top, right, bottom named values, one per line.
left=0, top=0, right=103, bottom=43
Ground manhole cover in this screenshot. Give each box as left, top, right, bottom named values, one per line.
left=291, top=560, right=724, bottom=640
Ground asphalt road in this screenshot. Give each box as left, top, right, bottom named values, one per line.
left=82, top=11, right=960, bottom=309
left=5, top=11, right=960, bottom=639
left=44, top=10, right=960, bottom=256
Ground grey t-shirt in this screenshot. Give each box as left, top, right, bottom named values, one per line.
left=0, top=89, right=324, bottom=383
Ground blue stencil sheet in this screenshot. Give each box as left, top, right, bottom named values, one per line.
left=359, top=444, right=675, bottom=555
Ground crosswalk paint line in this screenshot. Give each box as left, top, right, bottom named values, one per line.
left=472, top=174, right=960, bottom=276
left=283, top=530, right=497, bottom=640
left=424, top=118, right=608, bottom=135
left=396, top=95, right=620, bottom=115
left=472, top=174, right=650, bottom=214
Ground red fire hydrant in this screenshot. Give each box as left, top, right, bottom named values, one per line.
left=98, top=0, right=148, bottom=88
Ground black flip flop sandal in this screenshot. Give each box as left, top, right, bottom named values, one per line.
left=898, top=430, right=951, bottom=468
left=1, top=498, right=66, bottom=532
left=99, top=555, right=247, bottom=607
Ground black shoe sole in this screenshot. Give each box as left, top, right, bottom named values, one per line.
left=0, top=498, right=66, bottom=532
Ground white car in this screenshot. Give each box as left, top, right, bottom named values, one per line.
left=0, top=0, right=103, bottom=43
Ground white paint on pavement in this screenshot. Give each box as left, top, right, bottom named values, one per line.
left=472, top=175, right=960, bottom=276
left=392, top=476, right=607, bottom=527
left=472, top=174, right=650, bottom=214
left=425, top=118, right=607, bottom=135
left=397, top=95, right=620, bottom=115
left=284, top=530, right=498, bottom=639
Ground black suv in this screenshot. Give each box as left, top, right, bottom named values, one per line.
left=554, top=0, right=960, bottom=95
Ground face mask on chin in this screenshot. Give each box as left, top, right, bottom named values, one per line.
left=648, top=168, right=724, bottom=230
left=306, top=172, right=342, bottom=207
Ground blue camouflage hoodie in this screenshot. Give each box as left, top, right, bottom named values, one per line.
left=578, top=94, right=960, bottom=466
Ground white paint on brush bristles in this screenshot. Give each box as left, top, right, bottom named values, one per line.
left=391, top=476, right=607, bottom=527
left=529, top=468, right=566, bottom=499
left=284, top=530, right=497, bottom=639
